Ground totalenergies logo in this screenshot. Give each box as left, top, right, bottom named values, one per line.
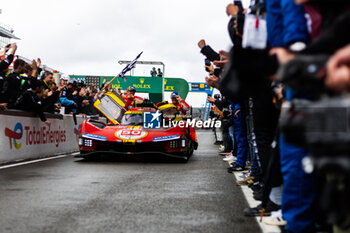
left=4, top=122, right=67, bottom=150
left=4, top=122, right=23, bottom=150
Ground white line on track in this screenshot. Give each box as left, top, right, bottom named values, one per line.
left=232, top=171, right=281, bottom=233
left=224, top=159, right=281, bottom=233
left=0, top=152, right=79, bottom=170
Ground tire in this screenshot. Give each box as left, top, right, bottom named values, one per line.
left=187, top=141, right=194, bottom=156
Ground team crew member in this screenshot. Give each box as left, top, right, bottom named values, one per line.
left=170, top=92, right=190, bottom=115
left=124, top=86, right=143, bottom=110
left=2, top=58, right=27, bottom=107
left=41, top=71, right=55, bottom=90
left=15, top=79, right=51, bottom=127
left=155, top=92, right=190, bottom=115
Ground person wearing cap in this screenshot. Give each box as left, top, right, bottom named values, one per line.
left=170, top=92, right=190, bottom=115
left=124, top=86, right=143, bottom=110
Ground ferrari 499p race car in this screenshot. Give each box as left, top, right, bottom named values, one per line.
left=77, top=92, right=198, bottom=161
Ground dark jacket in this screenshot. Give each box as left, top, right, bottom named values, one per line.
left=200, top=45, right=220, bottom=62
left=15, top=89, right=47, bottom=122
left=0, top=54, right=14, bottom=73
left=302, top=10, right=350, bottom=55
left=2, top=71, right=22, bottom=106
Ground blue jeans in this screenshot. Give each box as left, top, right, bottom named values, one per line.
left=233, top=112, right=249, bottom=167
left=229, top=125, right=235, bottom=151
left=280, top=135, right=316, bottom=233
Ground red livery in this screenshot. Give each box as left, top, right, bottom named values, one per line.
left=78, top=100, right=198, bottom=161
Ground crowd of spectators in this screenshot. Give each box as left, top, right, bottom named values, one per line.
left=201, top=0, right=350, bottom=232
left=0, top=44, right=102, bottom=126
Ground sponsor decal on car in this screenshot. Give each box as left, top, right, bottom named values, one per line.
left=115, top=129, right=148, bottom=140
left=83, top=133, right=107, bottom=141
left=152, top=134, right=180, bottom=142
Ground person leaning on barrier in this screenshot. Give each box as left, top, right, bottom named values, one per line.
left=15, top=79, right=51, bottom=127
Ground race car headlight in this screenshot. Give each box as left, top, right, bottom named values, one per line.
left=181, top=139, right=186, bottom=148
left=83, top=139, right=93, bottom=147
left=169, top=140, right=179, bottom=149
left=78, top=137, right=83, bottom=146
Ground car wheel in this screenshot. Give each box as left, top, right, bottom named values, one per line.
left=187, top=141, right=194, bottom=156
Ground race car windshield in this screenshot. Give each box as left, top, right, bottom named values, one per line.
left=162, top=108, right=178, bottom=119
left=121, top=114, right=143, bottom=126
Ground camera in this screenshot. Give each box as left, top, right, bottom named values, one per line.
left=280, top=97, right=350, bottom=156
left=277, top=54, right=350, bottom=155
left=205, top=59, right=211, bottom=72
left=277, top=52, right=350, bottom=229
left=277, top=54, right=329, bottom=99
left=205, top=59, right=211, bottom=66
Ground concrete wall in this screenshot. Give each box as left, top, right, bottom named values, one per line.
left=0, top=110, right=85, bottom=164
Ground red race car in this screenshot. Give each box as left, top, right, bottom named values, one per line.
left=77, top=92, right=198, bottom=161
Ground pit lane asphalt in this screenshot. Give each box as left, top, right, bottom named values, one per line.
left=0, top=130, right=260, bottom=233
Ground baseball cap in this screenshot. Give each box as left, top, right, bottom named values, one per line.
left=127, top=86, right=136, bottom=92
left=171, top=92, right=178, bottom=98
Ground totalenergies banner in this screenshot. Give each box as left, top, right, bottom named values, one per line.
left=0, top=113, right=84, bottom=164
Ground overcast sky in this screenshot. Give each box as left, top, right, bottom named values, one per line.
left=0, top=0, right=238, bottom=83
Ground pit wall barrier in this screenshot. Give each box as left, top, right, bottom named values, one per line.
left=0, top=110, right=86, bottom=164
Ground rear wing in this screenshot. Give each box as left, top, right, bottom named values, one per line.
left=94, top=92, right=126, bottom=125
